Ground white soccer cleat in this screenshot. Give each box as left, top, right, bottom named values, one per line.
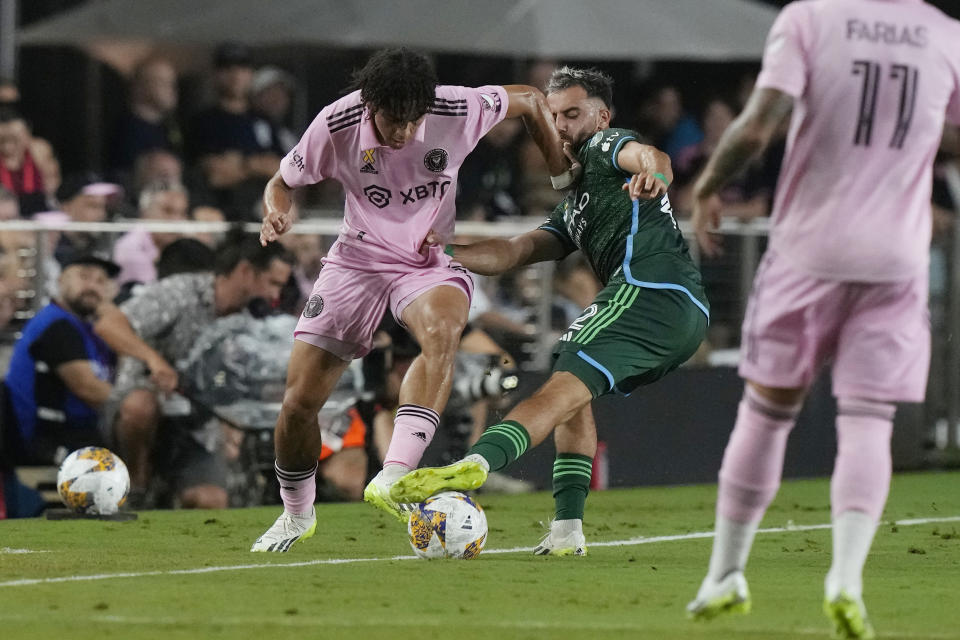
left=250, top=508, right=317, bottom=552
left=533, top=520, right=587, bottom=556
left=363, top=469, right=415, bottom=523
left=687, top=571, right=752, bottom=620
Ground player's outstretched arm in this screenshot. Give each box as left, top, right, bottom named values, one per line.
left=616, top=142, right=673, bottom=201
left=448, top=229, right=568, bottom=276
left=692, top=87, right=793, bottom=256
left=503, top=85, right=571, bottom=184
left=260, top=171, right=295, bottom=246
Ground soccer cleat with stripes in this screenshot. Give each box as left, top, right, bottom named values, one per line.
left=389, top=458, right=488, bottom=503
left=823, top=593, right=876, bottom=639
left=363, top=470, right=415, bottom=523
left=686, top=571, right=752, bottom=620
left=533, top=521, right=587, bottom=556
left=250, top=508, right=316, bottom=552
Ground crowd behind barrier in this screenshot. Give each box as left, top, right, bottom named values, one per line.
left=1, top=45, right=957, bottom=518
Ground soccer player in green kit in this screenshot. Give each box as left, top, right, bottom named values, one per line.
left=392, top=67, right=709, bottom=554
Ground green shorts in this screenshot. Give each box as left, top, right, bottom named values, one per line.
left=552, top=282, right=708, bottom=398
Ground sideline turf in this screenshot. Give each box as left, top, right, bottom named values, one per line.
left=0, top=471, right=957, bottom=640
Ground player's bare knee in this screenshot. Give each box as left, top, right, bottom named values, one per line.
left=416, top=317, right=464, bottom=356
left=747, top=381, right=805, bottom=407
left=279, top=390, right=324, bottom=427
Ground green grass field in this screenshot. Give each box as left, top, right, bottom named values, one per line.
left=1, top=471, right=958, bottom=640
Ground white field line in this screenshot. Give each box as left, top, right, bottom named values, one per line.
left=0, top=547, right=51, bottom=554
left=1, top=515, right=958, bottom=590
left=0, top=613, right=955, bottom=640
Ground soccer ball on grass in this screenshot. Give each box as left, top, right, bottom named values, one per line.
left=408, top=491, right=487, bottom=559
left=57, top=446, right=130, bottom=515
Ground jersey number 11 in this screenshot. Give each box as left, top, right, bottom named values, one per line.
left=851, top=60, right=918, bottom=150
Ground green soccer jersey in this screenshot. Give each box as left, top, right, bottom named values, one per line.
left=539, top=127, right=709, bottom=318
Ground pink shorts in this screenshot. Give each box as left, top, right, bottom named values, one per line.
left=739, top=252, right=930, bottom=402
left=294, top=237, right=473, bottom=360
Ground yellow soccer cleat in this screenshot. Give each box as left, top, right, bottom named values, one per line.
left=363, top=470, right=413, bottom=523
left=389, top=458, right=488, bottom=503
left=687, top=572, right=752, bottom=620
left=823, top=593, right=876, bottom=639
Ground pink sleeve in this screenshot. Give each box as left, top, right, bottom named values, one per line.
left=947, top=88, right=960, bottom=126
left=755, top=3, right=809, bottom=98
left=280, top=109, right=336, bottom=188
left=947, top=28, right=960, bottom=126
left=445, top=85, right=508, bottom=149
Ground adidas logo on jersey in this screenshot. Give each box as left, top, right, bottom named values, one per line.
left=412, top=431, right=428, bottom=442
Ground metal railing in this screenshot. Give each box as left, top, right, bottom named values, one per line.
left=0, top=212, right=955, bottom=452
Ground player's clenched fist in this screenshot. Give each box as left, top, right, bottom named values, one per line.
left=260, top=209, right=292, bottom=246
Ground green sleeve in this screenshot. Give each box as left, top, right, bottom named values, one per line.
left=581, top=128, right=638, bottom=176
left=537, top=202, right=577, bottom=255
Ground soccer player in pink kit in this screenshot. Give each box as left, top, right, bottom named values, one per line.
left=686, top=1, right=960, bottom=637
left=251, top=49, right=570, bottom=552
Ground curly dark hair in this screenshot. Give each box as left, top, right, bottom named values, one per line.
left=350, top=48, right=437, bottom=122
left=546, top=66, right=614, bottom=109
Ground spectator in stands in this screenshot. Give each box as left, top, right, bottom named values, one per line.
left=0, top=185, right=17, bottom=220
left=0, top=77, right=18, bottom=106
left=189, top=203, right=227, bottom=248
left=0, top=188, right=33, bottom=336
left=277, top=231, right=325, bottom=315
left=156, top=238, right=216, bottom=279
left=130, top=149, right=183, bottom=201
left=2, top=255, right=119, bottom=465
left=673, top=98, right=738, bottom=211
left=52, top=173, right=122, bottom=267
left=674, top=97, right=782, bottom=221
left=111, top=57, right=182, bottom=173
left=251, top=66, right=300, bottom=155
left=0, top=107, right=47, bottom=216
left=188, top=43, right=281, bottom=220
left=94, top=232, right=293, bottom=509
left=113, top=180, right=190, bottom=286
left=639, top=85, right=703, bottom=162
left=458, top=118, right=525, bottom=220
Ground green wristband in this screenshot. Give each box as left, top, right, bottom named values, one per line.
left=653, top=172, right=670, bottom=187
left=444, top=244, right=455, bottom=256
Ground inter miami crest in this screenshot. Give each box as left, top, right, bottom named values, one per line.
left=302, top=294, right=324, bottom=318
left=424, top=148, right=448, bottom=173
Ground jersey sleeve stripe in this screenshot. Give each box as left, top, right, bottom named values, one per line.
left=329, top=117, right=363, bottom=133
left=326, top=104, right=364, bottom=122
left=610, top=136, right=637, bottom=173
left=620, top=196, right=710, bottom=320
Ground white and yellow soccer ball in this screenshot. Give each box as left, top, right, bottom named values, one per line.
left=56, top=447, right=130, bottom=515
left=408, top=491, right=487, bottom=559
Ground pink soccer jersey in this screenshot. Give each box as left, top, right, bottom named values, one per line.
left=757, top=0, right=960, bottom=282
left=280, top=85, right=508, bottom=263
